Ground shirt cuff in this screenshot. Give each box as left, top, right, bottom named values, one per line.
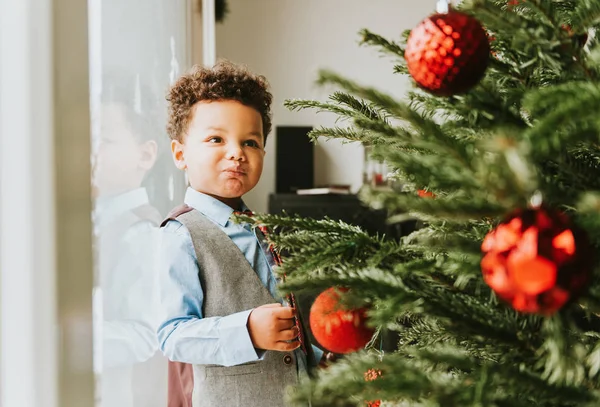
left=312, top=344, right=324, bottom=363
left=219, top=309, right=261, bottom=366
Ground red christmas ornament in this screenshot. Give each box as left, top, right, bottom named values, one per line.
left=309, top=287, right=375, bottom=354
left=481, top=205, right=592, bottom=315
left=405, top=8, right=490, bottom=96
left=364, top=368, right=382, bottom=407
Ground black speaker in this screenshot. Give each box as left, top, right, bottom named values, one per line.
left=275, top=126, right=314, bottom=193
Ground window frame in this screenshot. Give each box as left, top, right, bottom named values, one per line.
left=0, top=0, right=94, bottom=406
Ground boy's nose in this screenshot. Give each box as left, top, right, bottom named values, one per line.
left=226, top=145, right=245, bottom=161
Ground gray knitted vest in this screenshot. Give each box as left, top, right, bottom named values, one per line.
left=171, top=206, right=299, bottom=407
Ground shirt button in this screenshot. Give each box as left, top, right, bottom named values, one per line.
left=283, top=354, right=293, bottom=365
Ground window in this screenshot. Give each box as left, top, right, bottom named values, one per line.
left=88, top=1, right=191, bottom=405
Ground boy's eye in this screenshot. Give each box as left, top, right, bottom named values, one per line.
left=243, top=140, right=260, bottom=148
left=207, top=136, right=223, bottom=143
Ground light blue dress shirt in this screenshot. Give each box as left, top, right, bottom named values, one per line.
left=157, top=188, right=322, bottom=369
left=93, top=188, right=161, bottom=369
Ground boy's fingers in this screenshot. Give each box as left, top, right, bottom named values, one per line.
left=276, top=340, right=301, bottom=352
left=276, top=319, right=296, bottom=331
left=278, top=327, right=299, bottom=341
left=277, top=323, right=299, bottom=334
left=273, top=306, right=296, bottom=319
left=261, top=303, right=283, bottom=309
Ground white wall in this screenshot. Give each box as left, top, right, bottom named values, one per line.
left=216, top=0, right=432, bottom=212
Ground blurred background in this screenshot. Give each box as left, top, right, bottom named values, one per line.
left=0, top=1, right=432, bottom=406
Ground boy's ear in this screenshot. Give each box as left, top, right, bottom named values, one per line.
left=171, top=139, right=187, bottom=170
left=138, top=140, right=158, bottom=171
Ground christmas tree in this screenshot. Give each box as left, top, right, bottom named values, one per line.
left=241, top=0, right=600, bottom=405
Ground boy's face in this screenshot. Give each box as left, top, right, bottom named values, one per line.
left=92, top=104, right=157, bottom=198
left=171, top=100, right=265, bottom=206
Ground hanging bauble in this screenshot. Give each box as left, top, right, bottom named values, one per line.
left=309, top=287, right=375, bottom=354
left=405, top=7, right=490, bottom=96
left=481, top=205, right=592, bottom=315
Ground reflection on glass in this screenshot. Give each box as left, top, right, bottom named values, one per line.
left=88, top=1, right=190, bottom=406
left=92, top=74, right=164, bottom=407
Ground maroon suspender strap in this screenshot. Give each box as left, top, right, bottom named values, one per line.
left=160, top=204, right=194, bottom=227
left=233, top=211, right=313, bottom=366
left=255, top=224, right=309, bottom=357
left=162, top=204, right=194, bottom=407
left=167, top=361, right=193, bottom=407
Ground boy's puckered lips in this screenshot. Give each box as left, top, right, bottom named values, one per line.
left=223, top=166, right=247, bottom=176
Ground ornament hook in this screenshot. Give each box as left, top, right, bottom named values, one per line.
left=436, top=0, right=450, bottom=14
left=436, top=0, right=450, bottom=13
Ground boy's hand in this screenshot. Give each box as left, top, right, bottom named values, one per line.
left=247, top=303, right=300, bottom=352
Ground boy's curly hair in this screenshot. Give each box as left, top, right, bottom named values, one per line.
left=166, top=60, right=273, bottom=145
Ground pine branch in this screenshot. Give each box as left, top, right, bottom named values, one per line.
left=399, top=316, right=522, bottom=364
left=279, top=259, right=524, bottom=349
left=535, top=316, right=591, bottom=386
left=286, top=353, right=435, bottom=407
left=563, top=146, right=600, bottom=191
left=400, top=273, right=527, bottom=347
left=283, top=99, right=357, bottom=120
left=536, top=159, right=585, bottom=207
left=235, top=212, right=367, bottom=236
left=288, top=347, right=597, bottom=406
left=234, top=213, right=418, bottom=285
left=273, top=233, right=406, bottom=282
left=329, top=91, right=389, bottom=122
left=360, top=188, right=507, bottom=222
left=316, top=70, right=475, bottom=169
left=517, top=0, right=566, bottom=28
left=523, top=82, right=600, bottom=155
left=277, top=265, right=411, bottom=306
left=296, top=261, right=533, bottom=354
left=352, top=117, right=426, bottom=150
left=415, top=346, right=596, bottom=407
left=471, top=0, right=588, bottom=81
left=358, top=28, right=405, bottom=59
left=369, top=147, right=480, bottom=192
left=284, top=92, right=393, bottom=127
left=571, top=0, right=600, bottom=29
left=393, top=64, right=408, bottom=75
left=535, top=148, right=600, bottom=209
left=308, top=118, right=419, bottom=151
left=306, top=125, right=381, bottom=144
left=576, top=193, right=600, bottom=247
left=585, top=334, right=600, bottom=378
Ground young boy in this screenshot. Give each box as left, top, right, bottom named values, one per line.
left=157, top=61, right=324, bottom=407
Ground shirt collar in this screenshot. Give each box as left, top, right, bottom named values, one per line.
left=93, top=188, right=150, bottom=227
left=184, top=187, right=249, bottom=227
